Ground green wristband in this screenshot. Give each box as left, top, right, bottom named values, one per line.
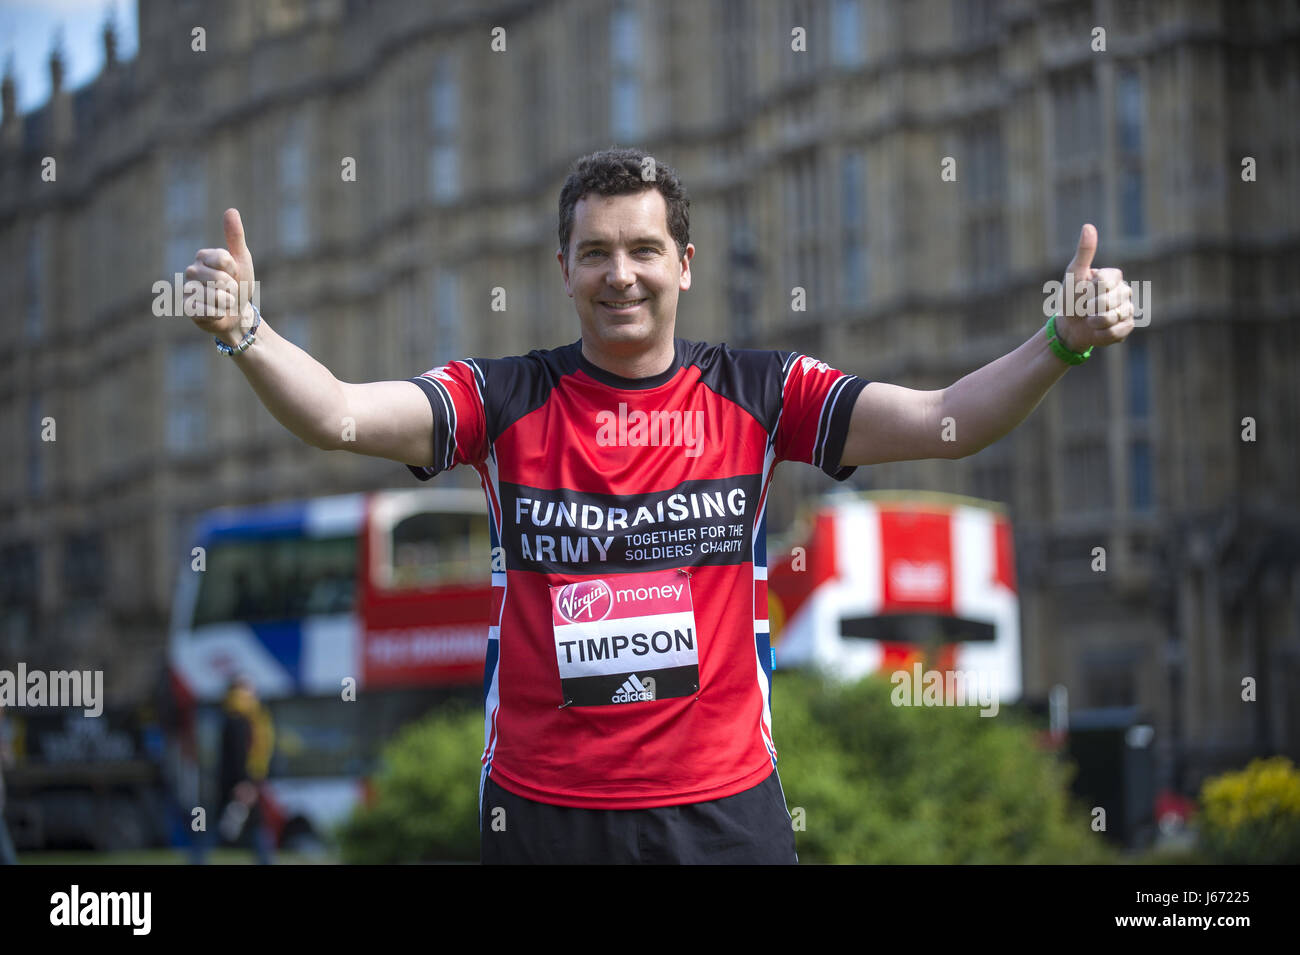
left=1045, top=313, right=1092, bottom=365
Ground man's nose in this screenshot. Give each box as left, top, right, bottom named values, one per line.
left=606, top=251, right=635, bottom=287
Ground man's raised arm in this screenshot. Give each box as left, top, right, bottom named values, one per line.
left=840, top=224, right=1135, bottom=467
left=184, top=209, right=434, bottom=467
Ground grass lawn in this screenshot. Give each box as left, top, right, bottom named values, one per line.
left=17, top=848, right=339, bottom=865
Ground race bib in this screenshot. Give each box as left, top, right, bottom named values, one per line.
left=550, top=569, right=700, bottom=707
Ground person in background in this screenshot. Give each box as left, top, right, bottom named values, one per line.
left=152, top=664, right=205, bottom=864
left=215, top=675, right=276, bottom=864
left=0, top=705, right=18, bottom=864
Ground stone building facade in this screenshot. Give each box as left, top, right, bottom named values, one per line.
left=1, top=0, right=1296, bottom=792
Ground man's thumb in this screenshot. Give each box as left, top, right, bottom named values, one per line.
left=224, top=208, right=250, bottom=260
left=1066, top=223, right=1097, bottom=277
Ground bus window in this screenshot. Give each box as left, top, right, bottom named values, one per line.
left=387, top=512, right=490, bottom=589
left=191, top=536, right=358, bottom=627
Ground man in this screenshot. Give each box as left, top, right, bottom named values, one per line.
left=184, top=148, right=1134, bottom=864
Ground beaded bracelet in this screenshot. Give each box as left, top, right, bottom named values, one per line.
left=215, top=303, right=263, bottom=357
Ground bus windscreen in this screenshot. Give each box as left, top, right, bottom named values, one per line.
left=191, top=536, right=358, bottom=627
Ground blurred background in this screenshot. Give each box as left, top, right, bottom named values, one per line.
left=0, top=0, right=1297, bottom=863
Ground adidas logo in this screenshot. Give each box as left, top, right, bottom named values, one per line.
left=611, top=674, right=656, bottom=703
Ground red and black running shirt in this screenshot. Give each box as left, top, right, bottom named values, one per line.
left=405, top=338, right=869, bottom=809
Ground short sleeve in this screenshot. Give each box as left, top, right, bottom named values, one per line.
left=403, top=360, right=489, bottom=481
left=773, top=353, right=870, bottom=480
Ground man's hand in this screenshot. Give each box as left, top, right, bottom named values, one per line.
left=1055, top=224, right=1135, bottom=353
left=184, top=208, right=258, bottom=345
left=840, top=223, right=1140, bottom=467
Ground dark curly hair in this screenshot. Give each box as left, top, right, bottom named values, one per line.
left=557, top=147, right=691, bottom=265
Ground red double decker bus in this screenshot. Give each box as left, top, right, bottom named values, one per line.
left=167, top=487, right=492, bottom=847
left=768, top=490, right=1021, bottom=702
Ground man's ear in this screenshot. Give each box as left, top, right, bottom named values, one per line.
left=557, top=247, right=573, bottom=297
left=679, top=242, right=695, bottom=292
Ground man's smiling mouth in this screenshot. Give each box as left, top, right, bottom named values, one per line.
left=600, top=298, right=647, bottom=311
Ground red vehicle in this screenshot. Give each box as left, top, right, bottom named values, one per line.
left=767, top=490, right=1022, bottom=702
left=167, top=487, right=491, bottom=848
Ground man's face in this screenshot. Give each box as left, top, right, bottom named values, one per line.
left=558, top=189, right=694, bottom=357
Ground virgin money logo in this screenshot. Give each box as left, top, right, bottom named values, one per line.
left=556, top=580, right=614, bottom=624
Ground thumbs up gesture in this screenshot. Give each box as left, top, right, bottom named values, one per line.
left=1056, top=224, right=1135, bottom=353
left=184, top=208, right=259, bottom=343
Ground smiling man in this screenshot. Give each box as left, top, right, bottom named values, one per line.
left=185, top=147, right=1134, bottom=865
left=559, top=171, right=693, bottom=379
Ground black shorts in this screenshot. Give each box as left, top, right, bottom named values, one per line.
left=480, top=768, right=799, bottom=864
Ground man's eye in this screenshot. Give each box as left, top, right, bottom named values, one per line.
left=583, top=249, right=606, bottom=259
left=635, top=247, right=658, bottom=255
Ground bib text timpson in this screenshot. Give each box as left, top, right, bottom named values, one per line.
left=558, top=628, right=696, bottom=664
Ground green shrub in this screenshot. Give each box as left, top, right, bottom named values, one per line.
left=772, top=669, right=1114, bottom=864
left=1198, top=756, right=1300, bottom=864
left=339, top=670, right=1115, bottom=864
left=337, top=702, right=483, bottom=863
